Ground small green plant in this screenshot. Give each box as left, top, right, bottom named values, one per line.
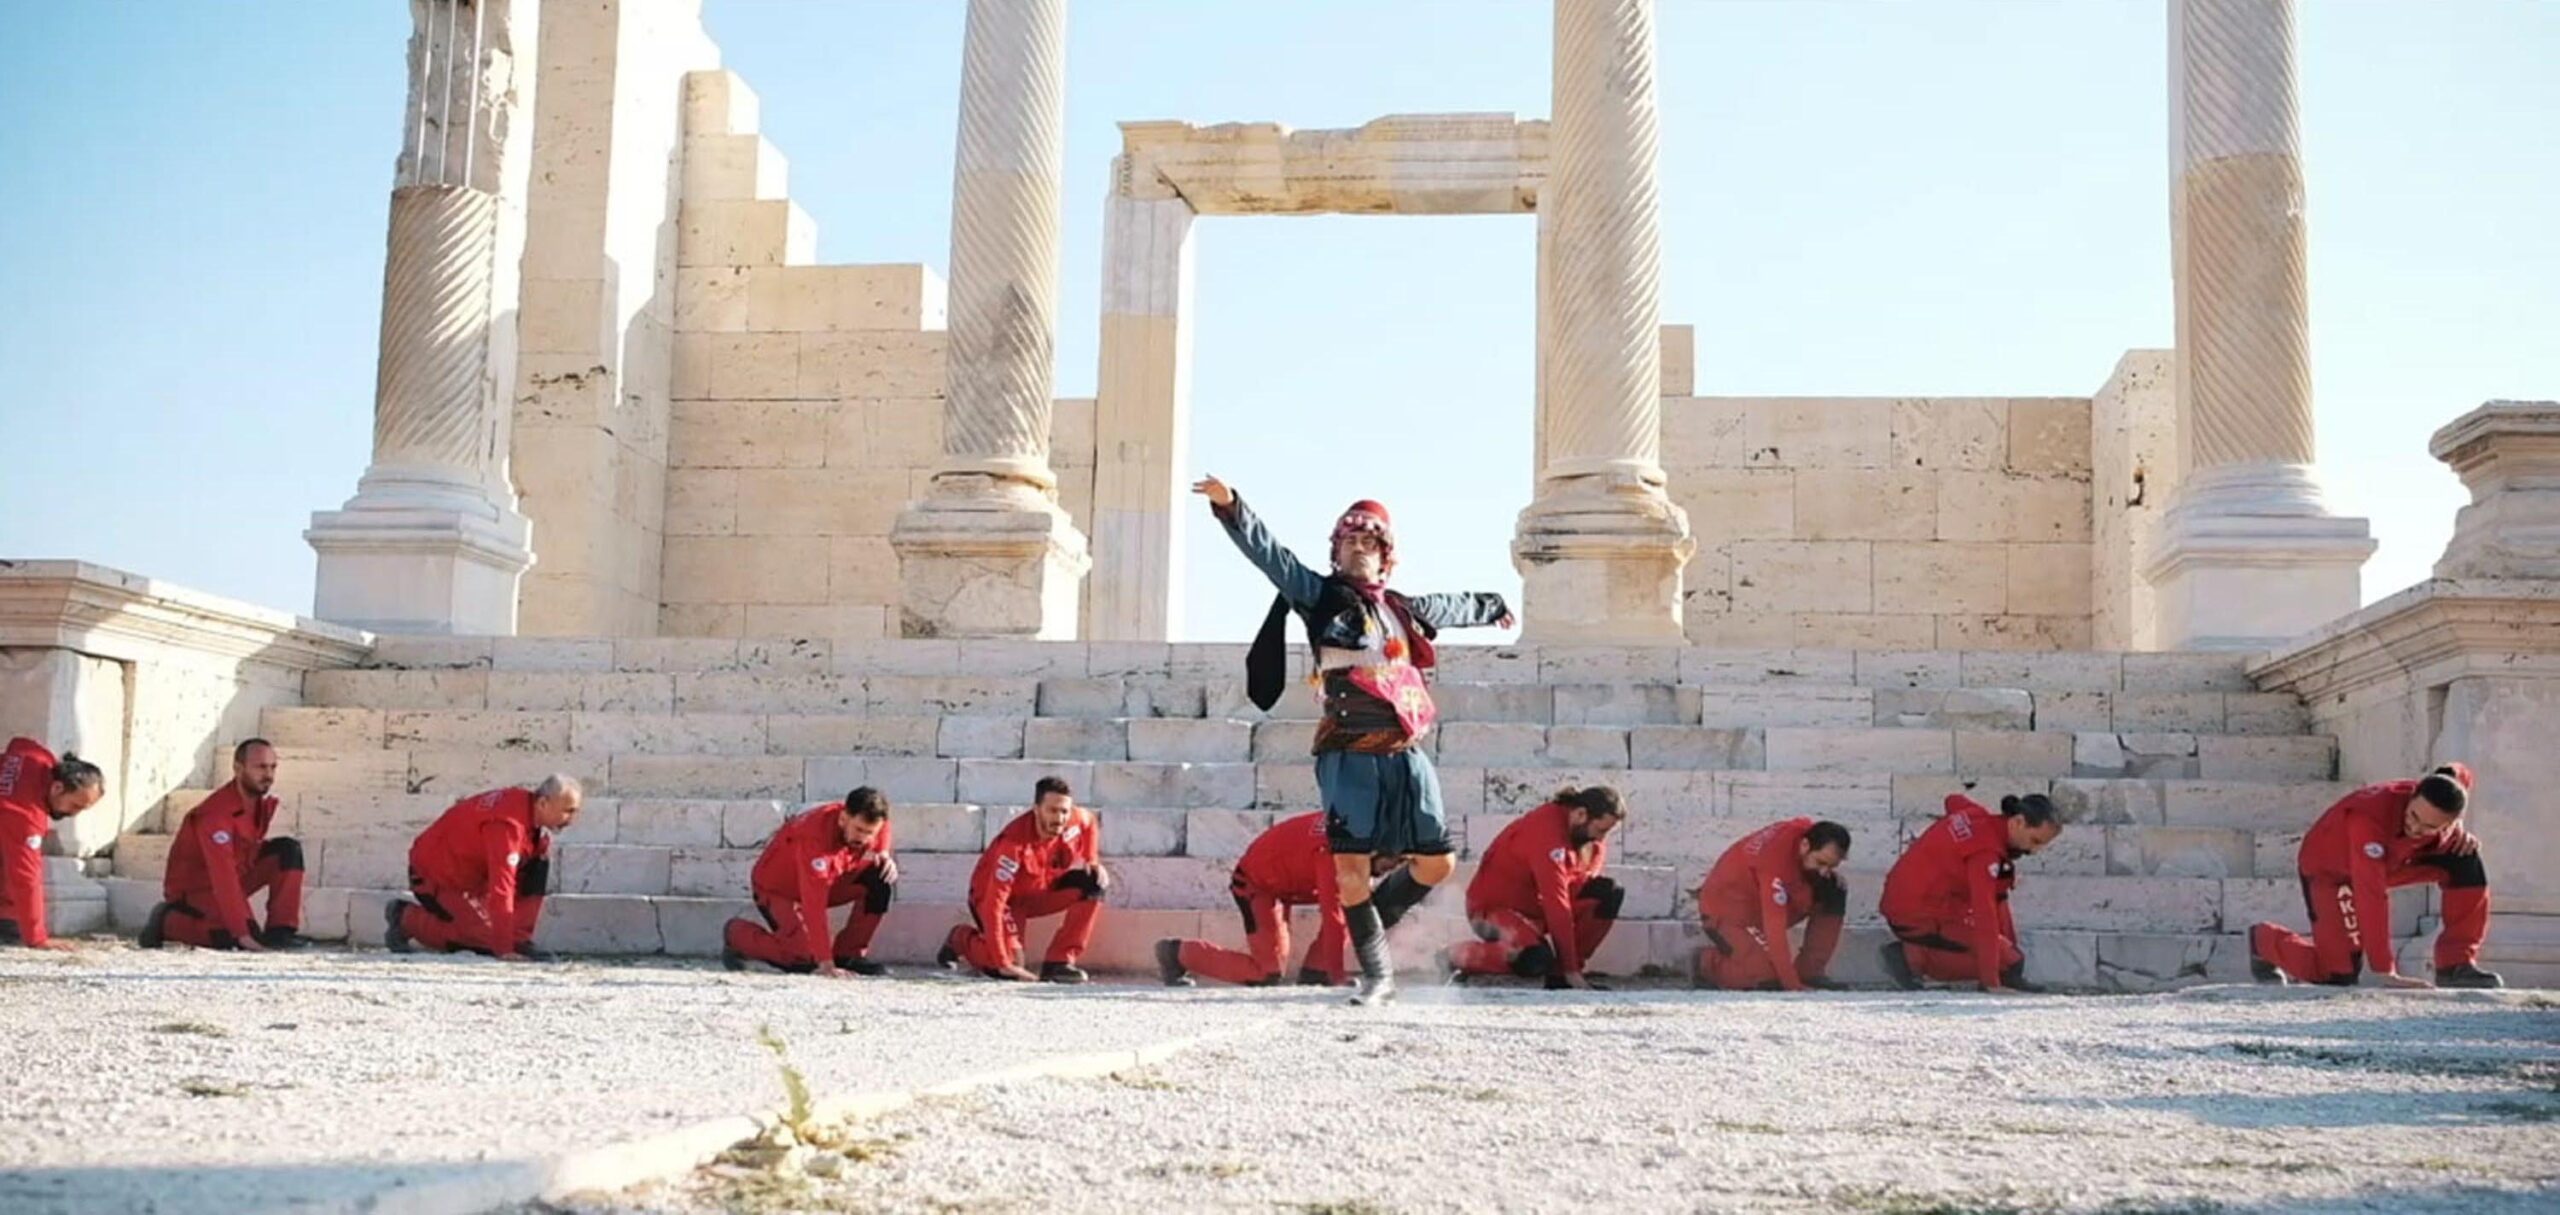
left=754, top=1023, right=815, bottom=1136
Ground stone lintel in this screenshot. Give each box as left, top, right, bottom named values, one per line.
left=1116, top=113, right=1547, bottom=215
left=2247, top=579, right=2560, bottom=706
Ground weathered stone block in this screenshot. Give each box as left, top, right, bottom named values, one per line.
left=767, top=716, right=937, bottom=757
left=616, top=800, right=727, bottom=849
left=612, top=754, right=801, bottom=799
left=1724, top=771, right=1889, bottom=817
left=2013, top=828, right=2107, bottom=876
left=1668, top=469, right=1795, bottom=542
left=2196, top=735, right=2335, bottom=781
left=1096, top=807, right=1186, bottom=858
left=1889, top=398, right=2006, bottom=471
left=2006, top=399, right=2091, bottom=477
left=1854, top=650, right=1961, bottom=689
left=679, top=199, right=812, bottom=268
left=1433, top=683, right=1554, bottom=724
left=1686, top=611, right=1797, bottom=648
left=1627, top=726, right=1763, bottom=771
left=1959, top=651, right=2121, bottom=692
left=556, top=844, right=673, bottom=896
left=2033, top=691, right=2114, bottom=733
left=667, top=848, right=756, bottom=899
left=2107, top=826, right=2254, bottom=879
left=1093, top=762, right=1255, bottom=809
left=1954, top=730, right=2073, bottom=776
left=259, top=707, right=387, bottom=750
left=2161, top=781, right=2346, bottom=832
left=2017, top=929, right=2100, bottom=988
left=1679, top=648, right=1856, bottom=685
left=1873, top=688, right=2032, bottom=730
left=1798, top=613, right=1942, bottom=650
left=2112, top=693, right=2226, bottom=733
left=2004, top=544, right=2093, bottom=616
left=935, top=716, right=1026, bottom=760
left=1794, top=470, right=1938, bottom=542
left=1766, top=728, right=1952, bottom=774
left=2219, top=877, right=2311, bottom=933
left=956, top=758, right=1088, bottom=807
left=572, top=712, right=764, bottom=756
left=1553, top=684, right=1685, bottom=726
left=1128, top=719, right=1251, bottom=764
left=891, top=803, right=984, bottom=853
left=536, top=895, right=664, bottom=954
left=2093, top=932, right=2219, bottom=992
left=1888, top=775, right=2053, bottom=817
left=1731, top=541, right=1871, bottom=613
left=2222, top=693, right=2311, bottom=736
left=1184, top=809, right=1278, bottom=860
left=2013, top=875, right=2219, bottom=933
left=868, top=675, right=1038, bottom=716
left=747, top=264, right=940, bottom=332
left=2120, top=652, right=2254, bottom=693
left=2047, top=778, right=2166, bottom=826
left=366, top=637, right=496, bottom=670
left=1544, top=726, right=1630, bottom=768
left=719, top=801, right=792, bottom=850
left=1026, top=717, right=1130, bottom=761
left=656, top=897, right=756, bottom=957
left=1255, top=762, right=1319, bottom=811
left=315, top=837, right=408, bottom=892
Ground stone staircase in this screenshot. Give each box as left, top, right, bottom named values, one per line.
left=103, top=637, right=2429, bottom=990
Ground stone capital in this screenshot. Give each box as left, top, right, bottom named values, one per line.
left=2429, top=400, right=2560, bottom=580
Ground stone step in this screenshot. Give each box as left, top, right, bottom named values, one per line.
left=357, top=637, right=2260, bottom=697
left=97, top=878, right=2450, bottom=993
left=296, top=672, right=2311, bottom=736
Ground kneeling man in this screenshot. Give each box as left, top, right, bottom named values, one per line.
left=1443, top=786, right=1625, bottom=990
left=386, top=775, right=582, bottom=961
left=723, top=787, right=898, bottom=977
left=1695, top=817, right=1851, bottom=991
left=143, top=739, right=306, bottom=951
left=1155, top=811, right=1355, bottom=987
left=940, top=776, right=1108, bottom=984
left=2250, top=764, right=2501, bottom=989
left=1879, top=792, right=2061, bottom=994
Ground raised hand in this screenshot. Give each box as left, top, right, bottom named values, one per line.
left=1191, top=476, right=1235, bottom=507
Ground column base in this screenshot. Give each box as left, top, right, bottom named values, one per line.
left=1510, top=478, right=1694, bottom=645
left=890, top=476, right=1092, bottom=640
left=305, top=473, right=534, bottom=635
left=2145, top=463, right=2374, bottom=651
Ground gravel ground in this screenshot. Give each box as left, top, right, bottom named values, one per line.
left=547, top=982, right=2560, bottom=1215
left=0, top=942, right=1279, bottom=1215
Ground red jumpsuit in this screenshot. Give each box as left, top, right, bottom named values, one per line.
left=0, top=738, right=66, bottom=947
left=398, top=788, right=552, bottom=956
left=944, top=807, right=1105, bottom=974
left=160, top=782, right=304, bottom=948
left=1695, top=817, right=1846, bottom=991
left=1173, top=812, right=1348, bottom=985
left=2252, top=780, right=2490, bottom=984
left=1879, top=795, right=2021, bottom=988
left=1450, top=801, right=1620, bottom=979
left=723, top=805, right=896, bottom=971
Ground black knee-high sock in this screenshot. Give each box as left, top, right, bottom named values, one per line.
left=1347, top=901, right=1390, bottom=981
left=1369, top=868, right=1434, bottom=930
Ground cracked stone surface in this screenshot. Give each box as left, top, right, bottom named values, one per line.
left=552, top=984, right=2560, bottom=1214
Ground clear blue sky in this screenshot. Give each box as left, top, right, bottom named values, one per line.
left=2, top=1, right=2552, bottom=644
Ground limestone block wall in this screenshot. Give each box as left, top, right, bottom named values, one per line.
left=656, top=70, right=1094, bottom=641
left=2091, top=350, right=2176, bottom=650
left=1664, top=396, right=2095, bottom=650
left=511, top=0, right=722, bottom=636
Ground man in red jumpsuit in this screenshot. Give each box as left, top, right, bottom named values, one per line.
left=1695, top=817, right=1852, bottom=991
left=939, top=775, right=1109, bottom=983
left=2249, top=763, right=2502, bottom=989
left=1153, top=811, right=1360, bottom=987
left=722, top=787, right=898, bottom=977
left=141, top=738, right=306, bottom=951
left=0, top=736, right=107, bottom=949
left=1879, top=792, right=2063, bottom=993
left=1443, top=786, right=1626, bottom=990
left=385, top=775, right=583, bottom=961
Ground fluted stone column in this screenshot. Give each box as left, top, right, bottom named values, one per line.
left=891, top=0, right=1091, bottom=640
left=307, top=0, right=538, bottom=635
left=2145, top=0, right=2372, bottom=650
left=1512, top=0, right=1693, bottom=644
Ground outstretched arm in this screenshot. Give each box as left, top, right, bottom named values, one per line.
left=1403, top=592, right=1513, bottom=631
left=1194, top=477, right=1325, bottom=608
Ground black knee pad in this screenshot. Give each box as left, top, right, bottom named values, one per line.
left=259, top=837, right=306, bottom=872
left=858, top=868, right=896, bottom=914
left=1581, top=876, right=1625, bottom=921
left=1053, top=869, right=1106, bottom=901
left=0, top=920, right=22, bottom=947
left=514, top=855, right=552, bottom=899
left=1510, top=941, right=1558, bottom=978
left=1812, top=873, right=1848, bottom=916
left=2429, top=850, right=2489, bottom=890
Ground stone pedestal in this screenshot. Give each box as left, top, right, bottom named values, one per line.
left=1513, top=0, right=1693, bottom=644
left=894, top=0, right=1090, bottom=638
left=2150, top=0, right=2369, bottom=651
left=2431, top=401, right=2560, bottom=580
left=310, top=0, right=540, bottom=635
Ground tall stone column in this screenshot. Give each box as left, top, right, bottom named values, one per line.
left=2146, top=0, right=2372, bottom=651
left=1083, top=166, right=1196, bottom=641
left=1512, top=0, right=1693, bottom=644
left=307, top=0, right=538, bottom=636
left=891, top=0, right=1091, bottom=639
